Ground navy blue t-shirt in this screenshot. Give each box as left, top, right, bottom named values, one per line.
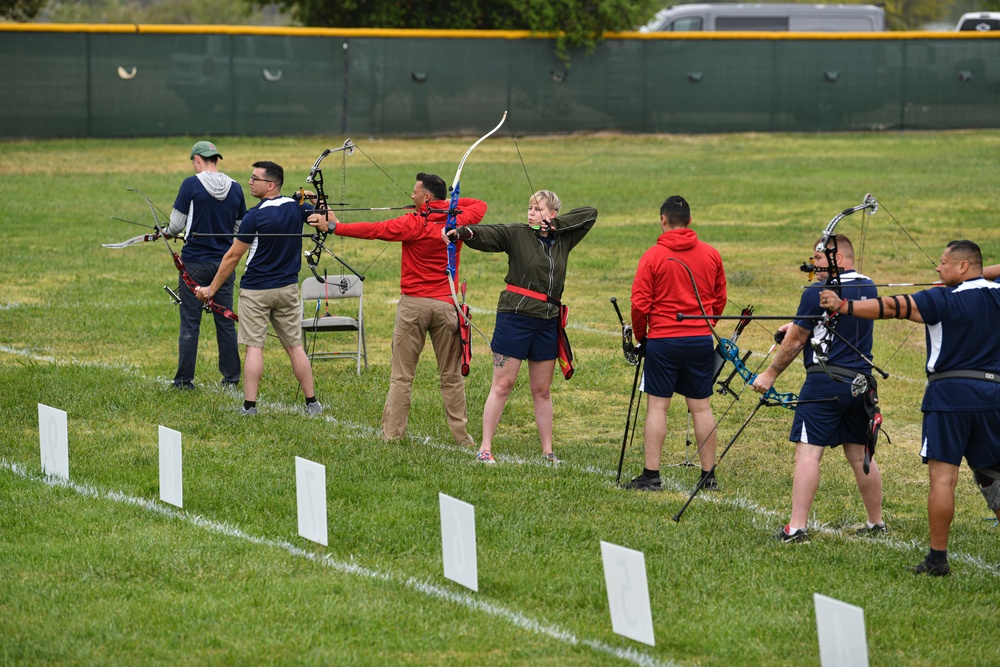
left=795, top=271, right=877, bottom=371
left=911, top=278, right=1000, bottom=411
left=173, top=174, right=246, bottom=263
left=237, top=196, right=314, bottom=290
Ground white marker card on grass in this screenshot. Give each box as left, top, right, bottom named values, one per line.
left=38, top=403, right=69, bottom=480
left=158, top=425, right=183, bottom=508
left=295, top=456, right=328, bottom=546
left=814, top=593, right=869, bottom=667
left=439, top=493, right=478, bottom=592
left=600, top=541, right=655, bottom=646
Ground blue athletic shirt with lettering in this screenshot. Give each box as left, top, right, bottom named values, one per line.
left=237, top=196, right=314, bottom=290
left=795, top=271, right=877, bottom=371
left=910, top=278, right=1000, bottom=411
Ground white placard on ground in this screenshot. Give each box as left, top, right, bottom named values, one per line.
left=38, top=403, right=69, bottom=480
left=158, top=425, right=183, bottom=508
left=600, top=540, right=655, bottom=646
left=814, top=593, right=869, bottom=667
left=439, top=492, right=478, bottom=592
left=295, top=456, right=328, bottom=546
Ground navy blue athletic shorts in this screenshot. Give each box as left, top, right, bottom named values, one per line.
left=491, top=312, right=557, bottom=361
left=642, top=336, right=715, bottom=399
left=789, top=373, right=869, bottom=446
left=921, top=409, right=1000, bottom=468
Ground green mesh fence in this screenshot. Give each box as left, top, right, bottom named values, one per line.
left=0, top=28, right=997, bottom=138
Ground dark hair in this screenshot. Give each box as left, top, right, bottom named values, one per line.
left=253, top=160, right=283, bottom=188
left=660, top=195, right=691, bottom=226
left=416, top=172, right=447, bottom=201
left=946, top=239, right=983, bottom=267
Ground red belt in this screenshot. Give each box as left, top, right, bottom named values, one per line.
left=505, top=284, right=560, bottom=306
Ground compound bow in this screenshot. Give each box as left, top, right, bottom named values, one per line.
left=809, top=193, right=880, bottom=390
left=301, top=140, right=365, bottom=285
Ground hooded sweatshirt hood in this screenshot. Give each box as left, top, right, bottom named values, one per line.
left=657, top=226, right=699, bottom=251
left=196, top=171, right=235, bottom=201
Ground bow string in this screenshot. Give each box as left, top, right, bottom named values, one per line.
left=445, top=112, right=508, bottom=341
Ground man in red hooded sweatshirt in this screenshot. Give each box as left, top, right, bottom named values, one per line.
left=624, top=195, right=727, bottom=491
left=309, top=173, right=486, bottom=446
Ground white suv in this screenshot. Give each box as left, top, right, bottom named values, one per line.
left=956, top=12, right=1000, bottom=31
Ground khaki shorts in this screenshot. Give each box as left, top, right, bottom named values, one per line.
left=238, top=284, right=302, bottom=348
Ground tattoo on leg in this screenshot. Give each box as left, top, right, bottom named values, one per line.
left=493, top=353, right=509, bottom=368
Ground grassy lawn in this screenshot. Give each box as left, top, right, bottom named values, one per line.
left=1, top=131, right=998, bottom=666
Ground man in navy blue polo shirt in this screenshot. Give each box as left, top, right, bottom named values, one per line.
left=753, top=234, right=885, bottom=545
left=820, top=239, right=1000, bottom=575
left=195, top=161, right=321, bottom=417
left=165, top=140, right=246, bottom=390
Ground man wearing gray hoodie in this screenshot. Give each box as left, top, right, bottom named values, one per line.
left=164, top=140, right=247, bottom=390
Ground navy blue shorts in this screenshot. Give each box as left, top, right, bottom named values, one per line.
left=641, top=336, right=715, bottom=399
left=789, top=373, right=868, bottom=447
left=921, top=409, right=1000, bottom=468
left=491, top=312, right=557, bottom=361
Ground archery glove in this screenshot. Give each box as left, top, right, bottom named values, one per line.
left=450, top=226, right=474, bottom=242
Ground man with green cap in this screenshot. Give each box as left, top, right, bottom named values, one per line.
left=163, top=140, right=247, bottom=390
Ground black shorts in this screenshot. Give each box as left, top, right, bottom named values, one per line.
left=641, top=336, right=715, bottom=399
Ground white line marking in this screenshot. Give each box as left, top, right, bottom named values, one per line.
left=3, top=344, right=996, bottom=575
left=0, top=459, right=678, bottom=667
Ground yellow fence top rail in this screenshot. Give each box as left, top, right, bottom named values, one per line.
left=1, top=23, right=999, bottom=40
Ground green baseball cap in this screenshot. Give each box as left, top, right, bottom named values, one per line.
left=190, top=140, right=222, bottom=159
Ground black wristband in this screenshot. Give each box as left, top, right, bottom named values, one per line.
left=846, top=299, right=854, bottom=316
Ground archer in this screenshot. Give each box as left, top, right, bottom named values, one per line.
left=752, top=234, right=886, bottom=544
left=622, top=196, right=726, bottom=492
left=820, top=239, right=1000, bottom=575
left=308, top=173, right=487, bottom=447
left=163, top=140, right=247, bottom=390
left=195, top=161, right=322, bottom=417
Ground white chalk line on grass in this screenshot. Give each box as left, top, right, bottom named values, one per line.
left=1, top=459, right=677, bottom=667
left=5, top=344, right=997, bottom=575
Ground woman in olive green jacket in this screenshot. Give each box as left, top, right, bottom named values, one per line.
left=447, top=191, right=597, bottom=463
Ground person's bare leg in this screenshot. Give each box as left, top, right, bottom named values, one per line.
left=528, top=359, right=557, bottom=456
left=479, top=355, right=522, bottom=455
left=788, top=442, right=824, bottom=530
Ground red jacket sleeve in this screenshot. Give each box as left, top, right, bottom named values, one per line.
left=333, top=212, right=423, bottom=242
left=631, top=254, right=653, bottom=343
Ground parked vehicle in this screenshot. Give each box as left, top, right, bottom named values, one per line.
left=955, top=12, right=1000, bottom=31
left=640, top=3, right=885, bottom=32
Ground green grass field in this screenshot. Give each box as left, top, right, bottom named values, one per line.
left=1, top=131, right=998, bottom=666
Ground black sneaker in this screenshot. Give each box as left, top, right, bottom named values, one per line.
left=856, top=522, right=887, bottom=536
left=774, top=525, right=810, bottom=543
left=699, top=472, right=719, bottom=491
left=912, top=557, right=950, bottom=576
left=622, top=474, right=662, bottom=491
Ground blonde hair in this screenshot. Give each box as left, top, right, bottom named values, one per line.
left=530, top=190, right=561, bottom=215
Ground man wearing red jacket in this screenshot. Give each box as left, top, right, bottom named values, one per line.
left=310, top=173, right=486, bottom=445
left=625, top=195, right=727, bottom=491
